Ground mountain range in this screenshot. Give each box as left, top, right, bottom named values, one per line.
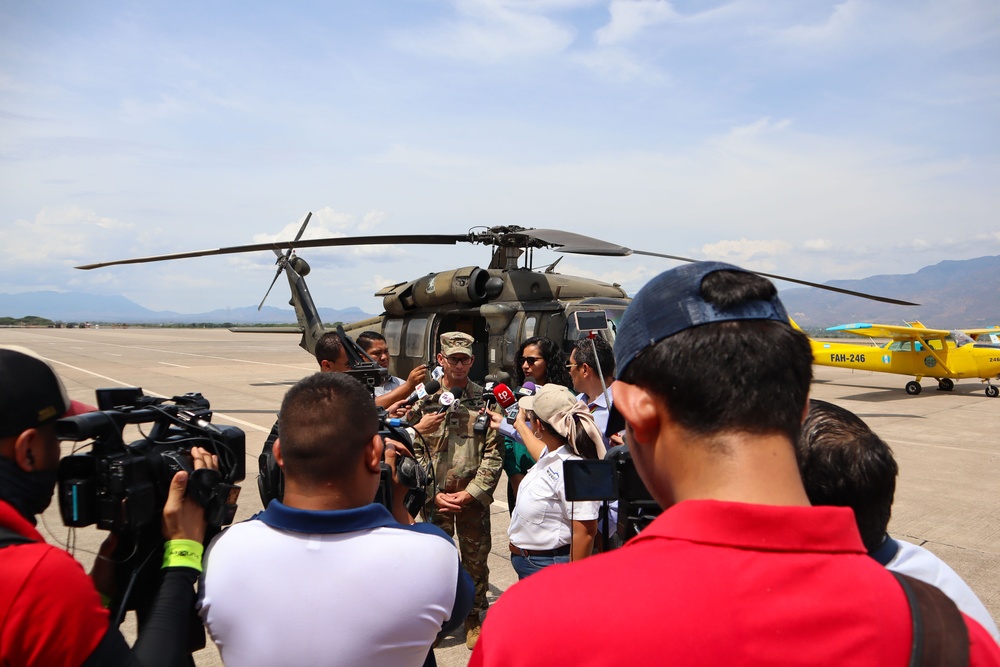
left=1, top=255, right=997, bottom=329
left=0, top=291, right=375, bottom=325
left=779, top=255, right=999, bottom=329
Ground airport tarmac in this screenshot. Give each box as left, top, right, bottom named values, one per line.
left=2, top=327, right=997, bottom=666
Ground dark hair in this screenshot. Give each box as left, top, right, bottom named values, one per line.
left=515, top=336, right=572, bottom=388
left=278, top=373, right=378, bottom=485
left=315, top=332, right=345, bottom=366
left=356, top=330, right=385, bottom=352
left=620, top=270, right=813, bottom=442
left=572, top=336, right=615, bottom=379
left=797, top=399, right=896, bottom=552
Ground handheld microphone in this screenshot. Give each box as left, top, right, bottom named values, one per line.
left=507, top=382, right=535, bottom=423
left=492, top=383, right=516, bottom=409
left=474, top=384, right=498, bottom=435
left=406, top=379, right=441, bottom=405
left=430, top=365, right=444, bottom=381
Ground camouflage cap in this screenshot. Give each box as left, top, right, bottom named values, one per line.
left=440, top=331, right=474, bottom=357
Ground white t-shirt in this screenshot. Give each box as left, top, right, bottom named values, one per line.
left=887, top=537, right=999, bottom=642
left=508, top=445, right=601, bottom=551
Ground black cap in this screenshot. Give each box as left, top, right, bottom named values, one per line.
left=0, top=346, right=71, bottom=438
left=614, top=262, right=789, bottom=379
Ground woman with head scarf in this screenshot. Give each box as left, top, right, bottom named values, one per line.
left=494, top=383, right=606, bottom=579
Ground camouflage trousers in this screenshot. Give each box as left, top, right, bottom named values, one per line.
left=425, top=500, right=491, bottom=616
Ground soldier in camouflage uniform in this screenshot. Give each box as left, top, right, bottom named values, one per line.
left=408, top=332, right=502, bottom=650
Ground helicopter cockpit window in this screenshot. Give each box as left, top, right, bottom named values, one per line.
left=405, top=317, right=429, bottom=358
left=384, top=319, right=403, bottom=356
left=523, top=315, right=538, bottom=340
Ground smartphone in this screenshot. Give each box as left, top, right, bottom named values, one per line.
left=573, top=310, right=609, bottom=332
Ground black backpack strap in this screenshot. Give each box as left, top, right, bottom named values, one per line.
left=892, top=571, right=970, bottom=667
left=0, top=524, right=34, bottom=549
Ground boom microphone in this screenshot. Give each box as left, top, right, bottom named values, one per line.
left=406, top=379, right=441, bottom=405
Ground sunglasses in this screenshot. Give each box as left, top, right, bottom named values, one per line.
left=444, top=355, right=473, bottom=366
left=518, top=356, right=543, bottom=365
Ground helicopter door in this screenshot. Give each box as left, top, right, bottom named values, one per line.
left=435, top=314, right=489, bottom=383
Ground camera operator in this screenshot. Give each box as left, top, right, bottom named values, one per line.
left=357, top=330, right=429, bottom=410
left=199, top=372, right=473, bottom=667
left=0, top=346, right=215, bottom=667
left=470, top=263, right=1000, bottom=666
left=259, top=331, right=352, bottom=506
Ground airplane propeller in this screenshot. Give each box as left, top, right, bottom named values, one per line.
left=75, top=215, right=919, bottom=306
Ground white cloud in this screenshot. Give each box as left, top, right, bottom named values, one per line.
left=700, top=238, right=793, bottom=270
left=769, top=0, right=864, bottom=46
left=392, top=0, right=577, bottom=62
left=804, top=238, right=832, bottom=251
left=595, top=0, right=678, bottom=46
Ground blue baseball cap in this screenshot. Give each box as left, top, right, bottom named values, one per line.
left=614, top=262, right=789, bottom=379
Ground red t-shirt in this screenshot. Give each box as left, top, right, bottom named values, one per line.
left=471, top=500, right=1000, bottom=666
left=0, top=501, right=109, bottom=667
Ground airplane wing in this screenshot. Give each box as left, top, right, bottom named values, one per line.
left=825, top=322, right=953, bottom=340
left=962, top=327, right=1000, bottom=337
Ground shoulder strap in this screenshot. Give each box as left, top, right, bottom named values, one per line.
left=892, top=571, right=970, bottom=667
left=0, top=523, right=34, bottom=549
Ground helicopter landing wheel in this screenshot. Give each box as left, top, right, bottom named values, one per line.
left=937, top=378, right=954, bottom=392
left=905, top=381, right=922, bottom=396
left=986, top=385, right=999, bottom=398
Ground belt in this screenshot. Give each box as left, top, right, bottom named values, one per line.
left=509, top=542, right=571, bottom=558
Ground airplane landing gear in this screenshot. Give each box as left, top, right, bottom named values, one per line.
left=905, top=381, right=922, bottom=395
left=937, top=378, right=954, bottom=392
left=986, top=384, right=999, bottom=398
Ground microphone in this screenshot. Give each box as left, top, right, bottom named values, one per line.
left=506, top=382, right=534, bottom=423
left=406, top=379, right=441, bottom=405
left=474, top=384, right=496, bottom=435
left=493, top=383, right=516, bottom=409
left=437, top=386, right=464, bottom=411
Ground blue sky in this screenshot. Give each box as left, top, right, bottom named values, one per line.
left=2, top=0, right=998, bottom=315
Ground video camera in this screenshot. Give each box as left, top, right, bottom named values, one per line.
left=55, top=387, right=245, bottom=620
left=563, top=445, right=661, bottom=550
left=373, top=409, right=428, bottom=518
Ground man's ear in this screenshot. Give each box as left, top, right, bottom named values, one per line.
left=612, top=382, right=661, bottom=446
left=273, top=439, right=285, bottom=470
left=364, top=435, right=384, bottom=474
left=13, top=429, right=40, bottom=473
left=319, top=359, right=331, bottom=372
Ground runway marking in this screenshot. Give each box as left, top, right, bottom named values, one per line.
left=157, top=361, right=188, bottom=368
left=8, top=332, right=312, bottom=371
left=43, top=356, right=271, bottom=434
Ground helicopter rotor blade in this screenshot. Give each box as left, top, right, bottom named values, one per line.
left=631, top=250, right=919, bottom=306
left=292, top=211, right=312, bottom=244
left=524, top=229, right=632, bottom=256
left=75, top=234, right=467, bottom=269
left=258, top=264, right=284, bottom=311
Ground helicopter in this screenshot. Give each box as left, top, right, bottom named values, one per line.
left=76, top=212, right=917, bottom=383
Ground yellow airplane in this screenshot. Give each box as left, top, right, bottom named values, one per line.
left=804, top=321, right=1000, bottom=397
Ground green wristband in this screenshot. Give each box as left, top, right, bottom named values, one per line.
left=162, top=539, right=204, bottom=572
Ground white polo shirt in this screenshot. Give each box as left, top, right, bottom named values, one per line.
left=198, top=502, right=473, bottom=667
left=508, top=445, right=601, bottom=551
